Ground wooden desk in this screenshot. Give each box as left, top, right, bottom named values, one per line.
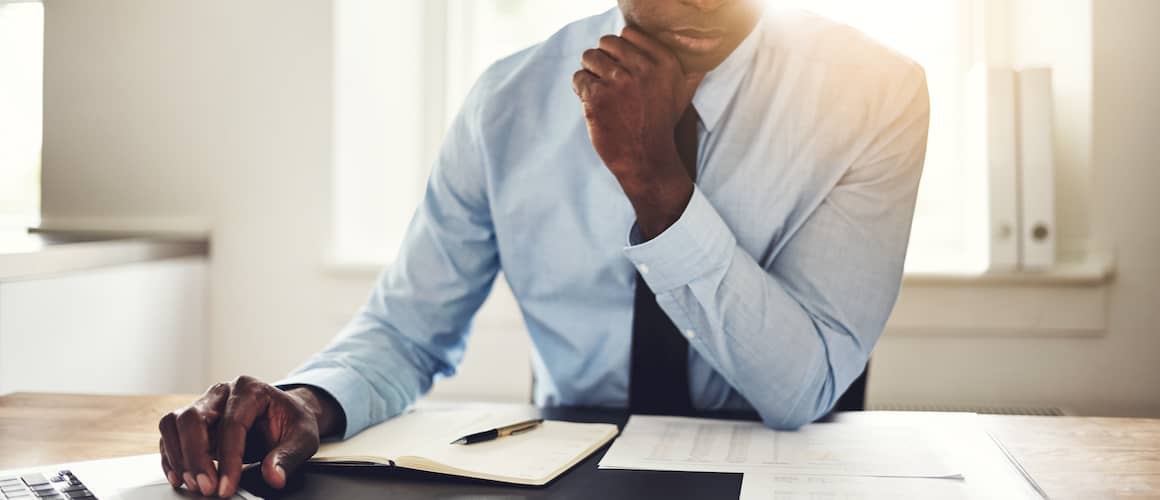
left=0, top=393, right=191, bottom=469
left=983, top=414, right=1160, bottom=499
left=1, top=393, right=1158, bottom=499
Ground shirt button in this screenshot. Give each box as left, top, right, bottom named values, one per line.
left=637, top=263, right=650, bottom=275
left=683, top=329, right=696, bottom=340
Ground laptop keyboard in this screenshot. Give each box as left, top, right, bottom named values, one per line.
left=0, top=470, right=96, bottom=499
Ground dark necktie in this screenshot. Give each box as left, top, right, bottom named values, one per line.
left=629, top=105, right=700, bottom=416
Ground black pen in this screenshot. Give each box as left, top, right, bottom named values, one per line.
left=449, top=418, right=544, bottom=445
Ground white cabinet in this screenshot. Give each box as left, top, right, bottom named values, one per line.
left=0, top=256, right=207, bottom=394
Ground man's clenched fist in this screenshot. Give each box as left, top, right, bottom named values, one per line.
left=572, top=26, right=704, bottom=239
left=158, top=376, right=341, bottom=497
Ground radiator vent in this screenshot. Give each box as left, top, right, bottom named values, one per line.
left=868, top=404, right=1068, bottom=416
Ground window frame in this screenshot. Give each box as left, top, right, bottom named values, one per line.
left=0, top=0, right=45, bottom=230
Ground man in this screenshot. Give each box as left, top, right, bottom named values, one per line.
left=159, top=0, right=929, bottom=497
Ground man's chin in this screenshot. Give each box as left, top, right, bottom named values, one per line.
left=676, top=50, right=729, bottom=74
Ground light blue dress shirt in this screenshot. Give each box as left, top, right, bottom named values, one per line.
left=278, top=8, right=930, bottom=438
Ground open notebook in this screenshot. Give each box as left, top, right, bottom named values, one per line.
left=309, top=407, right=619, bottom=486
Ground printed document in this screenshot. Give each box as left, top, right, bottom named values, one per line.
left=738, top=474, right=974, bottom=500
left=597, top=415, right=960, bottom=478
left=731, top=413, right=1045, bottom=500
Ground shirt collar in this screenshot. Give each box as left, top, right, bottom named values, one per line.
left=609, top=11, right=764, bottom=133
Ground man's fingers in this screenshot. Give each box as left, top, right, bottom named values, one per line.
left=260, top=430, right=320, bottom=490
left=620, top=26, right=675, bottom=65
left=598, top=34, right=653, bottom=70
left=176, top=406, right=219, bottom=496
left=158, top=413, right=187, bottom=489
left=572, top=69, right=603, bottom=102
left=196, top=382, right=232, bottom=426
left=215, top=378, right=268, bottom=497
left=160, top=439, right=180, bottom=488
left=156, top=382, right=230, bottom=493
left=214, top=417, right=247, bottom=498
left=581, top=48, right=626, bottom=80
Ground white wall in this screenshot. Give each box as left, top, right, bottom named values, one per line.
left=40, top=0, right=1158, bottom=415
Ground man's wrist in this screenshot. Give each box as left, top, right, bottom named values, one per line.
left=632, top=183, right=694, bottom=240
left=285, top=385, right=344, bottom=439
left=609, top=143, right=692, bottom=239
left=614, top=157, right=694, bottom=241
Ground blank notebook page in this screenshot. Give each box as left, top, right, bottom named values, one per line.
left=311, top=407, right=618, bottom=483
left=313, top=409, right=504, bottom=462
left=409, top=420, right=618, bottom=481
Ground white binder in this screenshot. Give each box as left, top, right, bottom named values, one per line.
left=965, top=66, right=1019, bottom=272
left=1014, top=67, right=1057, bottom=270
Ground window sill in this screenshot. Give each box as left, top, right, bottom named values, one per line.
left=34, top=216, right=212, bottom=240
left=902, top=253, right=1115, bottom=287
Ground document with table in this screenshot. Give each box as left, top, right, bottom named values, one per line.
left=738, top=474, right=978, bottom=500
left=598, top=415, right=959, bottom=477
left=600, top=413, right=1045, bottom=499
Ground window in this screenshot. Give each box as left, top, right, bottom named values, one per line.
left=0, top=1, right=43, bottom=229
left=332, top=1, right=988, bottom=274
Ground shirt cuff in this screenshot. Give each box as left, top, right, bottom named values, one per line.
left=275, top=366, right=373, bottom=440
left=623, top=187, right=737, bottom=293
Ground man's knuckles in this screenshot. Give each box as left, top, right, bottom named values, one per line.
left=231, top=375, right=274, bottom=401
left=206, top=382, right=230, bottom=398
left=581, top=48, right=602, bottom=66
left=175, top=406, right=204, bottom=429
left=231, top=374, right=260, bottom=390
left=572, top=71, right=603, bottom=102
left=159, top=412, right=178, bottom=434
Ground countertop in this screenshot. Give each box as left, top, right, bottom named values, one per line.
left=0, top=230, right=208, bottom=281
